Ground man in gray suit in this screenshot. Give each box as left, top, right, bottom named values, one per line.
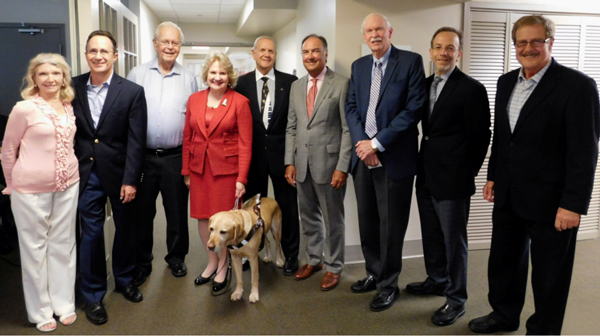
left=285, top=34, right=351, bottom=291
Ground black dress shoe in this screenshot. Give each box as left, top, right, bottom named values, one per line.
left=132, top=269, right=150, bottom=287
left=432, top=304, right=465, bottom=326
left=194, top=270, right=216, bottom=286
left=351, top=275, right=377, bottom=293
left=211, top=267, right=232, bottom=296
left=406, top=279, right=446, bottom=296
left=85, top=302, right=108, bottom=325
left=115, top=284, right=143, bottom=303
left=468, top=314, right=519, bottom=334
left=169, top=262, right=187, bottom=277
left=369, top=288, right=400, bottom=312
left=283, top=258, right=299, bottom=276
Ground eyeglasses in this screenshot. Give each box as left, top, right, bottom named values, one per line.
left=158, top=40, right=181, bottom=47
left=86, top=49, right=114, bottom=56
left=515, top=37, right=551, bottom=48
left=432, top=45, right=458, bottom=53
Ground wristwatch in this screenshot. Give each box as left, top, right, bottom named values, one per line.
left=371, top=139, right=379, bottom=152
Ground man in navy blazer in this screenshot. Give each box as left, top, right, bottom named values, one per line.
left=72, top=31, right=147, bottom=325
left=408, top=27, right=490, bottom=326
left=346, top=13, right=426, bottom=312
left=468, top=16, right=599, bottom=335
left=235, top=36, right=300, bottom=275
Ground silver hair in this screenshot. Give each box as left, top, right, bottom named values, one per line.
left=253, top=36, right=276, bottom=50
left=154, top=21, right=185, bottom=43
left=361, top=13, right=392, bottom=33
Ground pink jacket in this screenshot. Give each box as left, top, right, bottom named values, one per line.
left=1, top=96, right=79, bottom=194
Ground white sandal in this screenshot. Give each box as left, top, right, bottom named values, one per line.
left=59, top=312, right=77, bottom=326
left=35, top=318, right=57, bottom=333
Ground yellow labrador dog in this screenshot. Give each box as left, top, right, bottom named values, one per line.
left=207, top=196, right=284, bottom=303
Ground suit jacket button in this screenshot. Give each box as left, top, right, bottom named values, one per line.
left=94, top=139, right=99, bottom=143
left=424, top=136, right=429, bottom=140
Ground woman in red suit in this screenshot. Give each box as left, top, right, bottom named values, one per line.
left=182, top=52, right=252, bottom=296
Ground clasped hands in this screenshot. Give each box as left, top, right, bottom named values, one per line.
left=356, top=139, right=379, bottom=167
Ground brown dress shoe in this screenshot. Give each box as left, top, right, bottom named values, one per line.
left=294, top=264, right=323, bottom=280
left=320, top=272, right=340, bottom=291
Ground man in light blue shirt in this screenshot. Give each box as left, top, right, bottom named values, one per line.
left=127, top=21, right=197, bottom=285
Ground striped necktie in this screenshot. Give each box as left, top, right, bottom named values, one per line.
left=365, top=61, right=382, bottom=138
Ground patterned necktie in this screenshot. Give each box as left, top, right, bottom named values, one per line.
left=260, top=77, right=269, bottom=115
left=429, top=76, right=443, bottom=117
left=306, top=78, right=318, bottom=118
left=365, top=61, right=382, bottom=138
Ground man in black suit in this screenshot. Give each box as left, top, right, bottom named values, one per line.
left=407, top=27, right=490, bottom=326
left=468, top=15, right=599, bottom=335
left=235, top=36, right=300, bottom=275
left=346, top=13, right=426, bottom=312
left=72, top=30, right=147, bottom=325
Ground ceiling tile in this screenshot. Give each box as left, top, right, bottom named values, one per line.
left=154, top=10, right=178, bottom=16
left=143, top=0, right=170, bottom=3
left=146, top=4, right=174, bottom=11
left=179, top=17, right=219, bottom=23
left=219, top=12, right=240, bottom=19
left=171, top=4, right=220, bottom=12
left=170, top=0, right=221, bottom=4
left=219, top=17, right=238, bottom=24
left=220, top=4, right=244, bottom=13
left=221, top=0, right=247, bottom=4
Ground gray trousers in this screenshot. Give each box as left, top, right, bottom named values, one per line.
left=297, top=167, right=346, bottom=273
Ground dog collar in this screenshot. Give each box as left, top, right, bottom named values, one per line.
left=228, top=194, right=266, bottom=251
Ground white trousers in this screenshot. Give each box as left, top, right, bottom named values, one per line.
left=11, top=183, right=79, bottom=324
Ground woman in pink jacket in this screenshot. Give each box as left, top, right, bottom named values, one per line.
left=1, top=53, right=79, bottom=332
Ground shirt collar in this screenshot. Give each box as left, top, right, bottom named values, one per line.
left=372, top=45, right=392, bottom=65
left=149, top=57, right=181, bottom=76
left=255, top=68, right=275, bottom=82
left=87, top=71, right=114, bottom=87
left=309, top=66, right=328, bottom=82
left=435, top=66, right=456, bottom=82
left=518, top=59, right=552, bottom=84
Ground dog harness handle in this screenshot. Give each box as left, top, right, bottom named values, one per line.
left=227, top=194, right=266, bottom=251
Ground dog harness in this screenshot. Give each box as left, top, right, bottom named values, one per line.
left=227, top=194, right=266, bottom=251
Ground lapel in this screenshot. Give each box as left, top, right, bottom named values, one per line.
left=428, top=68, right=462, bottom=129
left=359, top=57, right=373, bottom=118
left=75, top=72, right=95, bottom=131
left=496, top=71, right=518, bottom=135
left=309, top=68, right=334, bottom=125
left=270, top=70, right=287, bottom=131
left=512, top=59, right=560, bottom=136
left=96, top=72, right=123, bottom=130
left=245, top=73, right=260, bottom=116
left=378, top=46, right=399, bottom=105
left=206, top=88, right=235, bottom=137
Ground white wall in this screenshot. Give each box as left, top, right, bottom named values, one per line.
left=176, top=23, right=255, bottom=45
left=295, top=0, right=336, bottom=77
left=139, top=0, right=161, bottom=64
left=273, top=18, right=298, bottom=75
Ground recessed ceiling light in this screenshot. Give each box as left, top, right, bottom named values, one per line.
left=192, top=46, right=210, bottom=51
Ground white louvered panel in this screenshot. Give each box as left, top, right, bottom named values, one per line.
left=467, top=157, right=494, bottom=249
left=552, top=25, right=581, bottom=70
left=467, top=19, right=507, bottom=249
left=470, top=20, right=506, bottom=137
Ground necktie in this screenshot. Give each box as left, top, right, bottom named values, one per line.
left=429, top=76, right=443, bottom=117
left=307, top=78, right=318, bottom=118
left=365, top=61, right=382, bottom=138
left=260, top=77, right=269, bottom=116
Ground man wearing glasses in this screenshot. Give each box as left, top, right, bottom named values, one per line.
left=469, top=15, right=600, bottom=335
left=127, top=22, right=198, bottom=286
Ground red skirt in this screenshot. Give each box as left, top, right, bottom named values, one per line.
left=189, top=156, right=237, bottom=219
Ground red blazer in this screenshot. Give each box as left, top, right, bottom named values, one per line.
left=182, top=88, right=253, bottom=185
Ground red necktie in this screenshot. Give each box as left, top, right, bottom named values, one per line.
left=306, top=78, right=318, bottom=118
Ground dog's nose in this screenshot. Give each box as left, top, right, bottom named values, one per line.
left=207, top=243, right=214, bottom=251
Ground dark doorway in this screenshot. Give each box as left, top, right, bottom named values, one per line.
left=0, top=23, right=66, bottom=140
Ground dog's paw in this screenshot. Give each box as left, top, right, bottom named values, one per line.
left=230, top=290, right=243, bottom=301
left=276, top=260, right=284, bottom=268
left=249, top=292, right=260, bottom=303
left=262, top=256, right=272, bottom=264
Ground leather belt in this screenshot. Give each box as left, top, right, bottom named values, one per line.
left=146, top=146, right=182, bottom=157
